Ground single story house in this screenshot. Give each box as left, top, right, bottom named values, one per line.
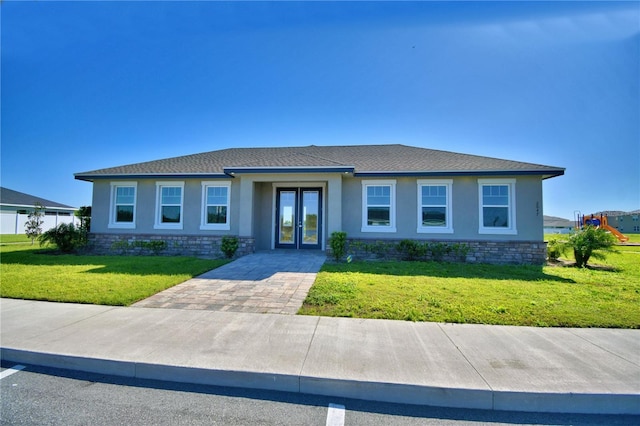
left=75, top=144, right=565, bottom=264
left=543, top=215, right=574, bottom=234
left=0, top=187, right=77, bottom=234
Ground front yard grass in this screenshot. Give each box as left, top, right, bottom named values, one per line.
left=0, top=243, right=228, bottom=306
left=299, top=239, right=640, bottom=328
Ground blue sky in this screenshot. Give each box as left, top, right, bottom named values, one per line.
left=2, top=1, right=638, bottom=220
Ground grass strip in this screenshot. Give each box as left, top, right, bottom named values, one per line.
left=0, top=244, right=228, bottom=306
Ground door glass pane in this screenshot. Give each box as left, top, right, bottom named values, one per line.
left=302, top=191, right=319, bottom=244
left=279, top=191, right=295, bottom=244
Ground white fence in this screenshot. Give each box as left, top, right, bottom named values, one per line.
left=1, top=211, right=77, bottom=235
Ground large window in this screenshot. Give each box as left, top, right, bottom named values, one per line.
left=200, top=182, right=231, bottom=230
left=155, top=182, right=184, bottom=229
left=478, top=179, right=517, bottom=234
left=109, top=182, right=137, bottom=229
left=361, top=180, right=396, bottom=232
left=417, top=180, right=452, bottom=233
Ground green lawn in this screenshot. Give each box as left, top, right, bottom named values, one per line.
left=299, top=237, right=640, bottom=328
left=0, top=243, right=228, bottom=306
left=0, top=234, right=33, bottom=244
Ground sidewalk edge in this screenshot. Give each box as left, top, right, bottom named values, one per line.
left=2, top=347, right=638, bottom=415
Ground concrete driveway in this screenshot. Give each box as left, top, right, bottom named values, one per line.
left=132, top=251, right=326, bottom=314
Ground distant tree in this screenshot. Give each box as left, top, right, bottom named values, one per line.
left=75, top=206, right=91, bottom=244
left=24, top=203, right=45, bottom=245
left=567, top=225, right=618, bottom=268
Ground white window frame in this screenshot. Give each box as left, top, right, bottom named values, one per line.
left=154, top=181, right=185, bottom=230
left=108, top=182, right=137, bottom=229
left=361, top=180, right=397, bottom=233
left=478, top=178, right=517, bottom=235
left=200, top=181, right=231, bottom=230
left=417, top=179, right=453, bottom=234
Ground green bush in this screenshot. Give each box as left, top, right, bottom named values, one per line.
left=39, top=223, right=84, bottom=253
left=396, top=239, right=426, bottom=261
left=426, top=242, right=451, bottom=261
left=546, top=237, right=567, bottom=261
left=221, top=236, right=239, bottom=259
left=329, top=231, right=347, bottom=262
left=567, top=226, right=617, bottom=268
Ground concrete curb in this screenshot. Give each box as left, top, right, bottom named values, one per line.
left=2, top=347, right=638, bottom=415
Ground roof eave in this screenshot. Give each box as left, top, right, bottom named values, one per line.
left=0, top=203, right=77, bottom=211
left=74, top=173, right=232, bottom=182
left=354, top=169, right=566, bottom=178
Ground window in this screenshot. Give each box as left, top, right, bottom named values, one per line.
left=201, top=182, right=231, bottom=230
left=155, top=182, right=184, bottom=229
left=109, top=182, right=137, bottom=229
left=362, top=180, right=396, bottom=232
left=478, top=179, right=517, bottom=234
left=417, top=180, right=453, bottom=233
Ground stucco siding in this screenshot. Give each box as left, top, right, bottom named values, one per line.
left=91, top=178, right=238, bottom=235
left=88, top=173, right=545, bottom=249
left=253, top=182, right=273, bottom=250
left=342, top=175, right=544, bottom=242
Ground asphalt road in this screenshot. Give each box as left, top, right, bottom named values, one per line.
left=2, top=363, right=639, bottom=425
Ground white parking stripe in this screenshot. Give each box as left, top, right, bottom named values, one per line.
left=326, top=403, right=345, bottom=426
left=0, top=364, right=25, bottom=380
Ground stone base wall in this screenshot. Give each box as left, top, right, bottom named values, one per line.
left=87, top=233, right=255, bottom=259
left=328, top=238, right=547, bottom=265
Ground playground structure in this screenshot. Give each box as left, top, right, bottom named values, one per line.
left=576, top=213, right=629, bottom=242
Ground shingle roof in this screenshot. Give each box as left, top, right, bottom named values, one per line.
left=0, top=187, right=75, bottom=209
left=543, top=215, right=574, bottom=228
left=75, top=144, right=565, bottom=181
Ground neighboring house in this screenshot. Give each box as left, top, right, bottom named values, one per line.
left=0, top=187, right=77, bottom=234
left=596, top=210, right=640, bottom=234
left=543, top=215, right=574, bottom=234
left=75, top=144, right=565, bottom=264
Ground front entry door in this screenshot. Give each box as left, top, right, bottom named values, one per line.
left=276, top=188, right=322, bottom=249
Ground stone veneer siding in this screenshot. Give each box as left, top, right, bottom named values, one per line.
left=87, top=233, right=255, bottom=259
left=331, top=238, right=547, bottom=265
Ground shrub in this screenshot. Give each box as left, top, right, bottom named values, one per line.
left=566, top=225, right=617, bottom=268
left=396, top=239, right=426, bottom=261
left=329, top=231, right=347, bottom=262
left=75, top=206, right=92, bottom=244
left=451, top=243, right=470, bottom=261
left=426, top=242, right=451, bottom=261
left=221, top=236, right=239, bottom=259
left=39, top=223, right=84, bottom=253
left=546, top=237, right=567, bottom=261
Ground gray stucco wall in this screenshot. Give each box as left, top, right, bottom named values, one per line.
left=341, top=175, right=544, bottom=242
left=91, top=178, right=239, bottom=235
left=253, top=182, right=273, bottom=250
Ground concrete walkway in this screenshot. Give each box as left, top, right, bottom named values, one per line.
left=132, top=251, right=326, bottom=314
left=1, top=298, right=639, bottom=415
